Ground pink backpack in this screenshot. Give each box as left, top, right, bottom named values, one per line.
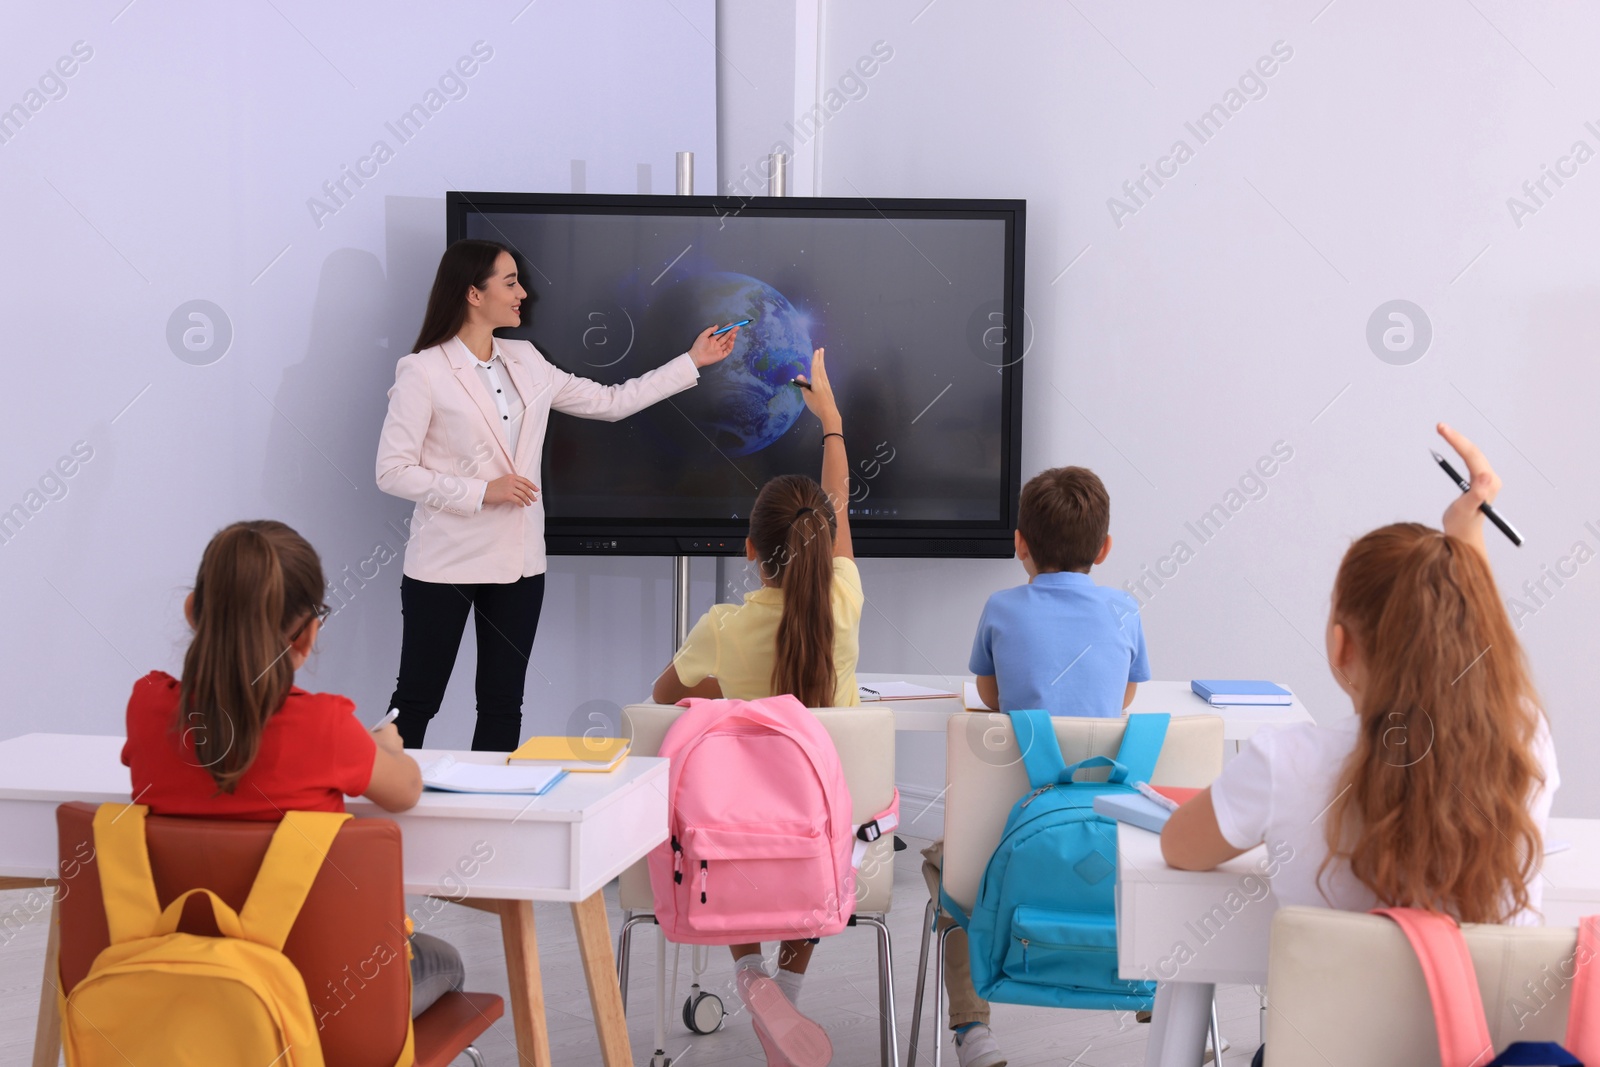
left=646, top=695, right=881, bottom=945
left=1375, top=907, right=1600, bottom=1066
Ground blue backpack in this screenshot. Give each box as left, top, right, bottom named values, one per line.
left=941, top=709, right=1169, bottom=1010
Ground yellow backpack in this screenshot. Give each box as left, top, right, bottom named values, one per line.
left=62, top=803, right=415, bottom=1067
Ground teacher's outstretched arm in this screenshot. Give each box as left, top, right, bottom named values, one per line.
left=544, top=322, right=740, bottom=422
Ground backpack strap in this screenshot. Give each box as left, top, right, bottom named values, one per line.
left=92, top=803, right=162, bottom=944
left=1565, top=915, right=1600, bottom=1062
left=1374, top=907, right=1496, bottom=1067
left=852, top=788, right=899, bottom=869
left=1008, top=709, right=1068, bottom=789
left=1113, top=713, right=1170, bottom=786
left=938, top=882, right=972, bottom=930
left=238, top=810, right=352, bottom=952
left=93, top=803, right=351, bottom=952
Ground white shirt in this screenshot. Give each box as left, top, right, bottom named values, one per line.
left=468, top=340, right=526, bottom=512
left=472, top=342, right=526, bottom=460
left=1209, top=708, right=1559, bottom=924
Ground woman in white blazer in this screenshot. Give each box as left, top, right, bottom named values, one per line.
left=376, top=239, right=737, bottom=750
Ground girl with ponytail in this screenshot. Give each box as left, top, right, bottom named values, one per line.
left=1163, top=425, right=1559, bottom=927
left=651, top=347, right=862, bottom=1047
left=122, top=519, right=466, bottom=1014
left=652, top=346, right=860, bottom=711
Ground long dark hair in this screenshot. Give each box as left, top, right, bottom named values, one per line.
left=1319, top=523, right=1544, bottom=923
left=180, top=520, right=327, bottom=793
left=749, top=474, right=837, bottom=707
left=412, top=239, right=511, bottom=353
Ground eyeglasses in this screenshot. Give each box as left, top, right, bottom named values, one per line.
left=289, top=603, right=332, bottom=641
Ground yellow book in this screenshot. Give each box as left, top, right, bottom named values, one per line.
left=506, top=735, right=630, bottom=773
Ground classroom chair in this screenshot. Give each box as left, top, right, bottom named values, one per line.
left=52, top=801, right=504, bottom=1067
left=615, top=702, right=902, bottom=1067
left=906, top=711, right=1226, bottom=1067
left=1263, top=904, right=1582, bottom=1064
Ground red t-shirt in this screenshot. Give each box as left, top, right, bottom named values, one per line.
left=122, top=671, right=377, bottom=820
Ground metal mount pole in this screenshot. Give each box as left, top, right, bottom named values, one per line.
left=673, top=556, right=691, bottom=652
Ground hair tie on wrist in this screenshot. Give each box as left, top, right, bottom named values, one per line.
left=823, top=432, right=845, bottom=444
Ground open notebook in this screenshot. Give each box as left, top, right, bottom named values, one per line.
left=421, top=755, right=568, bottom=795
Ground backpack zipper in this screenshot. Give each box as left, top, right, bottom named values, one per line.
left=1020, top=785, right=1054, bottom=808
left=698, top=860, right=708, bottom=904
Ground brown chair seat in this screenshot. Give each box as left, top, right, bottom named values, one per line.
left=412, top=991, right=504, bottom=1067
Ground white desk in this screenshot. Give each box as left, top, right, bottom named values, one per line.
left=1117, top=817, right=1600, bottom=1066
left=0, top=732, right=667, bottom=1067
left=857, top=673, right=1315, bottom=741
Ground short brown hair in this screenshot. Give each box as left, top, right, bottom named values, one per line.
left=1017, top=466, right=1109, bottom=572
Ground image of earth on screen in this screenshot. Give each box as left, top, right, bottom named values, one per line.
left=465, top=210, right=1010, bottom=524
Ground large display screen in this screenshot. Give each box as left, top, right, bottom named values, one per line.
left=448, top=193, right=1025, bottom=558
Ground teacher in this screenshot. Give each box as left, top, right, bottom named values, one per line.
left=376, top=239, right=737, bottom=750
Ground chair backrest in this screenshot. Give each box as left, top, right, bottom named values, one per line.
left=941, top=712, right=1225, bottom=911
left=1266, top=905, right=1577, bottom=1064
left=56, top=801, right=413, bottom=1067
left=618, top=702, right=898, bottom=914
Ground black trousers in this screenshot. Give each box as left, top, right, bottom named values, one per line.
left=388, top=573, right=545, bottom=752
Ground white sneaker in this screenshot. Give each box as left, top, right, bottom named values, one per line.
left=953, top=1024, right=1007, bottom=1067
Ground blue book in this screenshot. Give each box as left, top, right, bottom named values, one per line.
left=1092, top=793, right=1173, bottom=834
left=1190, top=679, right=1292, bottom=706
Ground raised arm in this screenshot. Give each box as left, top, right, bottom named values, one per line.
left=546, top=325, right=738, bottom=422
left=1436, top=421, right=1501, bottom=562
left=795, top=348, right=852, bottom=560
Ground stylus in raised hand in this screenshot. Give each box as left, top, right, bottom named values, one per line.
left=1431, top=449, right=1523, bottom=547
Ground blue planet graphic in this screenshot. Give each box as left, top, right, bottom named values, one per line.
left=673, top=272, right=813, bottom=456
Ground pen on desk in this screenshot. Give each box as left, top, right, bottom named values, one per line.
left=370, top=707, right=399, bottom=732
left=1133, top=780, right=1181, bottom=812
left=1430, top=450, right=1523, bottom=547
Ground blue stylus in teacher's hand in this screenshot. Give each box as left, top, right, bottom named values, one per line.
left=710, top=319, right=751, bottom=336
left=1431, top=449, right=1523, bottom=546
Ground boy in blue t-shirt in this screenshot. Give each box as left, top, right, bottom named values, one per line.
left=970, top=464, right=1149, bottom=717
left=924, top=465, right=1150, bottom=1067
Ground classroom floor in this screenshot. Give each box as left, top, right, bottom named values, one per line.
left=0, top=830, right=1262, bottom=1066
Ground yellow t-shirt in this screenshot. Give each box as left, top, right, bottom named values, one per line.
left=672, top=557, right=864, bottom=707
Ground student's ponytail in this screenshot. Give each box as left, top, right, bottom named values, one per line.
left=749, top=475, right=837, bottom=708
left=1320, top=522, right=1544, bottom=923
left=180, top=521, right=327, bottom=793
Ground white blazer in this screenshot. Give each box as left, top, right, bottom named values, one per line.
left=376, top=336, right=700, bottom=583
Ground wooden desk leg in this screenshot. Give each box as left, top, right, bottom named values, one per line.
left=33, top=888, right=61, bottom=1067
left=496, top=899, right=552, bottom=1067
left=570, top=890, right=632, bottom=1067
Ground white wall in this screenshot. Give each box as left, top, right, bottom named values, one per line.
left=748, top=1, right=1598, bottom=816
left=0, top=0, right=717, bottom=749
left=8, top=0, right=1594, bottom=820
